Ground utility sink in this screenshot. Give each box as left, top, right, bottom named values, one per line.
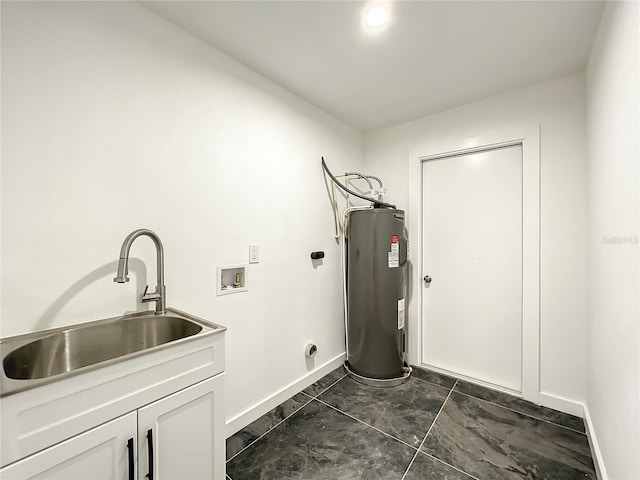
left=4, top=316, right=201, bottom=380
left=0, top=308, right=223, bottom=397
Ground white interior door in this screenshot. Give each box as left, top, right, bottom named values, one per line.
left=421, top=144, right=523, bottom=393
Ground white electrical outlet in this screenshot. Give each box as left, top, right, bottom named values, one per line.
left=249, top=244, right=259, bottom=263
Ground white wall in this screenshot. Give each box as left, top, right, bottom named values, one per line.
left=585, top=1, right=639, bottom=478
left=1, top=1, right=361, bottom=432
left=364, top=73, right=588, bottom=411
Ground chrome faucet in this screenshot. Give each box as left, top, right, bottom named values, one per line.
left=114, top=229, right=167, bottom=314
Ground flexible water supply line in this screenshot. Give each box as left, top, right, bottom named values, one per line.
left=322, top=157, right=396, bottom=209
left=330, top=172, right=378, bottom=239
left=330, top=176, right=353, bottom=238
left=330, top=181, right=341, bottom=238
left=324, top=157, right=394, bottom=238
left=344, top=172, right=374, bottom=193
left=364, top=175, right=385, bottom=201
left=365, top=175, right=383, bottom=189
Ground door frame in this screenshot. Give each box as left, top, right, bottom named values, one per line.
left=407, top=126, right=540, bottom=403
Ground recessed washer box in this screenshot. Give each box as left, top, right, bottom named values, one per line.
left=217, top=264, right=247, bottom=295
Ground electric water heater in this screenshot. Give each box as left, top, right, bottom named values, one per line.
left=344, top=208, right=410, bottom=386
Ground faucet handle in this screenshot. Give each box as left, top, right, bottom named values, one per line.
left=141, top=285, right=161, bottom=303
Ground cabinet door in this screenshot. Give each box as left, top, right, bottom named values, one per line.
left=0, top=412, right=136, bottom=480
left=138, top=374, right=224, bottom=480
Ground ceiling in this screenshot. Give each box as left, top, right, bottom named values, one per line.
left=141, top=1, right=604, bottom=133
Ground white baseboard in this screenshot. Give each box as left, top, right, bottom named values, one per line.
left=418, top=365, right=587, bottom=421
left=538, top=392, right=585, bottom=418
left=224, top=353, right=346, bottom=438
left=583, top=404, right=608, bottom=480
left=503, top=391, right=607, bottom=478
left=417, top=362, right=522, bottom=397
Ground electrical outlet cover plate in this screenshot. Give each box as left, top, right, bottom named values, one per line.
left=249, top=244, right=259, bottom=264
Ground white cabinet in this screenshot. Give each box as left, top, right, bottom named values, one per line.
left=1, top=311, right=226, bottom=479
left=0, top=412, right=136, bottom=480
left=138, top=375, right=224, bottom=480
left=1, top=375, right=224, bottom=480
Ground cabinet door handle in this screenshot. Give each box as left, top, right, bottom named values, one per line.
left=146, top=429, right=154, bottom=480
left=127, top=438, right=134, bottom=480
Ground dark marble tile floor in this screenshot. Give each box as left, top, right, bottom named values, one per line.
left=318, top=375, right=450, bottom=447
left=226, top=365, right=596, bottom=479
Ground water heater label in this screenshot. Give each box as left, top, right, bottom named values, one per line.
left=388, top=251, right=399, bottom=268
left=389, top=234, right=400, bottom=268
left=398, top=299, right=405, bottom=329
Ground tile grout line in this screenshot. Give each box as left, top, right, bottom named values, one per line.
left=401, top=380, right=457, bottom=480
left=410, top=374, right=457, bottom=391
left=423, top=380, right=457, bottom=442
left=313, top=397, right=421, bottom=452
left=227, top=372, right=346, bottom=464
left=225, top=395, right=315, bottom=463
left=415, top=367, right=585, bottom=435
left=305, top=373, right=348, bottom=399
left=422, top=451, right=480, bottom=480
left=452, top=389, right=586, bottom=435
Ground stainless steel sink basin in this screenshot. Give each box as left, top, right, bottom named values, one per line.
left=4, top=316, right=202, bottom=380
left=0, top=308, right=223, bottom=397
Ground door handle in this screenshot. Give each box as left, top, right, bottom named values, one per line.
left=423, top=275, right=432, bottom=284
left=146, top=429, right=154, bottom=480
left=127, top=438, right=134, bottom=480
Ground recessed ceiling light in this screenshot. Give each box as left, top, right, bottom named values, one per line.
left=365, top=6, right=388, bottom=27
left=364, top=5, right=389, bottom=29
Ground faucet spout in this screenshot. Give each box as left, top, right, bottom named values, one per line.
left=114, top=229, right=167, bottom=314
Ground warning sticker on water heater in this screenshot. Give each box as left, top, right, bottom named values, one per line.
left=388, top=234, right=400, bottom=268
left=398, top=298, right=405, bottom=330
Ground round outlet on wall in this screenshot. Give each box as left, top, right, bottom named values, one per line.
left=305, top=343, right=317, bottom=358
